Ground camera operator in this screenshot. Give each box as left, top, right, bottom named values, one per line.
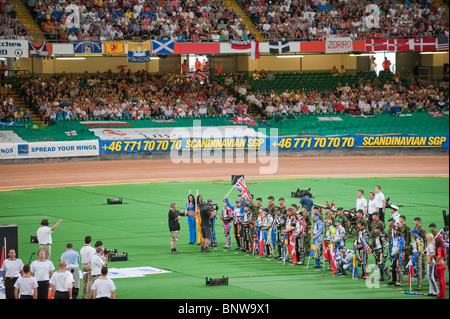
left=199, top=199, right=217, bottom=253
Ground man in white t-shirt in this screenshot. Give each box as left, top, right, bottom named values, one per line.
left=14, top=264, right=38, bottom=299
left=49, top=260, right=74, bottom=299
left=91, top=267, right=116, bottom=299
left=374, top=185, right=386, bottom=225
left=80, top=236, right=96, bottom=299
left=356, top=189, right=367, bottom=216
left=367, top=191, right=377, bottom=230
left=30, top=249, right=55, bottom=299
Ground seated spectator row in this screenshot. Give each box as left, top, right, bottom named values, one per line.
left=238, top=0, right=449, bottom=40
left=221, top=70, right=449, bottom=117
left=24, top=0, right=257, bottom=42
left=0, top=0, right=34, bottom=40
left=17, top=69, right=248, bottom=124
left=0, top=94, right=32, bottom=121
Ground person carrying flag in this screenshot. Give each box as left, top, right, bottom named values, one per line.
left=224, top=195, right=245, bottom=251
left=294, top=210, right=306, bottom=265
left=274, top=205, right=287, bottom=260
left=221, top=200, right=234, bottom=249
left=311, top=212, right=323, bottom=268
left=284, top=207, right=296, bottom=263
left=373, top=224, right=390, bottom=281
left=354, top=220, right=370, bottom=279
left=389, top=226, right=405, bottom=286
left=409, top=228, right=425, bottom=291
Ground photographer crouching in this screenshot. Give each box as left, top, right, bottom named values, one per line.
left=199, top=199, right=218, bottom=253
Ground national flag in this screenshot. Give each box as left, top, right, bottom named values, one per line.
left=233, top=177, right=251, bottom=202
left=284, top=235, right=290, bottom=262
left=413, top=38, right=436, bottom=52
left=253, top=229, right=259, bottom=254
left=230, top=39, right=260, bottom=60
left=73, top=40, right=103, bottom=55
left=127, top=41, right=151, bottom=63
left=152, top=119, right=176, bottom=123
left=289, top=234, right=297, bottom=263
left=64, top=130, right=77, bottom=136
left=258, top=229, right=265, bottom=258
left=185, top=71, right=208, bottom=81
left=310, top=236, right=319, bottom=259
left=388, top=39, right=410, bottom=52
left=103, top=41, right=126, bottom=55
left=256, top=119, right=271, bottom=127
left=365, top=39, right=387, bottom=52
left=437, top=37, right=449, bottom=51
left=28, top=42, right=52, bottom=57
left=269, top=40, right=291, bottom=54
left=360, top=233, right=372, bottom=254
left=428, top=111, right=445, bottom=117
left=353, top=248, right=359, bottom=278
left=330, top=242, right=337, bottom=274
left=229, top=116, right=258, bottom=126
left=0, top=245, right=4, bottom=268
left=435, top=228, right=445, bottom=240
left=323, top=240, right=331, bottom=262
left=151, top=40, right=175, bottom=54
left=407, top=260, right=414, bottom=286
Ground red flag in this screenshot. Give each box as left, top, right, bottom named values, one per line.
left=407, top=260, right=414, bottom=286
left=258, top=229, right=264, bottom=258
left=388, top=39, right=410, bottom=52
left=330, top=242, right=337, bottom=274
left=323, top=241, right=331, bottom=262
left=365, top=39, right=387, bottom=52
left=289, top=234, right=297, bottom=263
left=414, top=38, right=436, bottom=52
left=0, top=245, right=4, bottom=268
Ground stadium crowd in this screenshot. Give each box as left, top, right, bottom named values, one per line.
left=239, top=0, right=449, bottom=40
left=24, top=0, right=258, bottom=42
left=0, top=0, right=34, bottom=40
left=229, top=70, right=450, bottom=117
left=18, top=69, right=246, bottom=124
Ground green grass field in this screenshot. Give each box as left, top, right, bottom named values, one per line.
left=1, top=176, right=448, bottom=300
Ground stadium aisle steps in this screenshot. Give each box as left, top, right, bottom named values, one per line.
left=223, top=0, right=263, bottom=41
left=11, top=0, right=45, bottom=42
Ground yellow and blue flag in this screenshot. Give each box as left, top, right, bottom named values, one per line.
left=127, top=41, right=151, bottom=63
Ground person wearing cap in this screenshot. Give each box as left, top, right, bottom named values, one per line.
left=399, top=215, right=412, bottom=270
left=284, top=206, right=297, bottom=262
left=333, top=218, right=346, bottom=256
left=323, top=219, right=335, bottom=269
left=267, top=196, right=276, bottom=216
left=428, top=223, right=437, bottom=237
left=370, top=212, right=384, bottom=248
left=221, top=199, right=235, bottom=249
left=248, top=195, right=259, bottom=251
left=37, top=218, right=63, bottom=261
left=293, top=210, right=306, bottom=264
left=225, top=195, right=245, bottom=251
left=386, top=217, right=395, bottom=246
left=274, top=206, right=287, bottom=260
left=336, top=247, right=354, bottom=276
left=355, top=209, right=365, bottom=226
left=336, top=207, right=350, bottom=235
left=324, top=206, right=335, bottom=223
left=313, top=206, right=322, bottom=222
left=312, top=212, right=323, bottom=268
left=278, top=198, right=287, bottom=214
left=242, top=203, right=253, bottom=253
left=409, top=228, right=425, bottom=290
left=413, top=217, right=426, bottom=243
left=389, top=205, right=400, bottom=226
left=300, top=205, right=312, bottom=256
left=389, top=226, right=405, bottom=286
left=373, top=224, right=390, bottom=281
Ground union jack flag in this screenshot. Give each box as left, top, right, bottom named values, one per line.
left=185, top=71, right=207, bottom=81
left=428, top=111, right=445, bottom=117
left=233, top=177, right=251, bottom=202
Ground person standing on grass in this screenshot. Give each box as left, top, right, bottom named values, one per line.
left=168, top=202, right=187, bottom=254
left=435, top=237, right=447, bottom=299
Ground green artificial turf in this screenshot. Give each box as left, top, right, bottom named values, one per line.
left=1, top=177, right=448, bottom=299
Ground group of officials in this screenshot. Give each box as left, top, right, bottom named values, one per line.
left=1, top=218, right=116, bottom=299
left=169, top=187, right=448, bottom=299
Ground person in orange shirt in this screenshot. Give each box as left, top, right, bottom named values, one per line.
left=382, top=57, right=391, bottom=72
left=181, top=59, right=189, bottom=73
left=195, top=58, right=201, bottom=71
left=216, top=62, right=223, bottom=75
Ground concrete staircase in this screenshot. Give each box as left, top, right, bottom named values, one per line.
left=222, top=0, right=264, bottom=41
left=10, top=0, right=46, bottom=42
left=0, top=86, right=44, bottom=125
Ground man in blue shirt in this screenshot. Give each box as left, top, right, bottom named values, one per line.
left=61, top=243, right=80, bottom=299
left=299, top=190, right=313, bottom=214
